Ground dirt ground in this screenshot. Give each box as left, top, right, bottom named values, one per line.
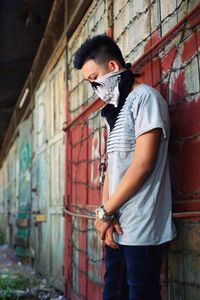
left=0, top=244, right=65, bottom=300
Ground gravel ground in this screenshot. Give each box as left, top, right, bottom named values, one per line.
left=0, top=244, right=65, bottom=300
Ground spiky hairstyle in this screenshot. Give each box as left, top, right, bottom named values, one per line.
left=73, top=34, right=125, bottom=69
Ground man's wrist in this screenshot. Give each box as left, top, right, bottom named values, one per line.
left=103, top=201, right=114, bottom=215
left=96, top=205, right=114, bottom=222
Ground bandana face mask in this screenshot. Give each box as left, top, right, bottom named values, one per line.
left=90, top=69, right=127, bottom=107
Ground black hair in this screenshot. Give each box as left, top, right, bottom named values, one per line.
left=73, top=34, right=126, bottom=69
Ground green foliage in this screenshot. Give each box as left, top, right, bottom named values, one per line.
left=0, top=273, right=37, bottom=299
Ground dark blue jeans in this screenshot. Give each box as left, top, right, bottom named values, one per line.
left=103, top=244, right=163, bottom=300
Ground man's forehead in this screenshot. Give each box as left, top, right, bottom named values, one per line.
left=82, top=60, right=99, bottom=72
left=82, top=60, right=103, bottom=80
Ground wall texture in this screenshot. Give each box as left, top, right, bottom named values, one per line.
left=31, top=55, right=66, bottom=290
left=64, top=0, right=200, bottom=299
left=0, top=50, right=66, bottom=290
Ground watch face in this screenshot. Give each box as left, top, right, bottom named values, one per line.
left=98, top=208, right=104, bottom=220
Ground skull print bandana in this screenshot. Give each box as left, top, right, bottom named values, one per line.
left=90, top=69, right=127, bottom=107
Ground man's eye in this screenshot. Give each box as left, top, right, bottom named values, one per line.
left=91, top=76, right=97, bottom=81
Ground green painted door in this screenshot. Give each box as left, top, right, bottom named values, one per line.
left=16, top=119, right=32, bottom=257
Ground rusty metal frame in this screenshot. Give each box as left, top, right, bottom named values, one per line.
left=63, top=208, right=95, bottom=219
left=173, top=211, right=200, bottom=219
left=63, top=207, right=200, bottom=220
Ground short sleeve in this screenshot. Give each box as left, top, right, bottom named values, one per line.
left=131, top=91, right=169, bottom=140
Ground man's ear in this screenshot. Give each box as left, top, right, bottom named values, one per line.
left=108, top=60, right=120, bottom=72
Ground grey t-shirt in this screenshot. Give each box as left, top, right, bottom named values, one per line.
left=106, top=83, right=177, bottom=245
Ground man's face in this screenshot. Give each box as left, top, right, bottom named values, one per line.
left=81, top=59, right=120, bottom=82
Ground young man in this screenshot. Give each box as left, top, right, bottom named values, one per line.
left=74, top=35, right=177, bottom=300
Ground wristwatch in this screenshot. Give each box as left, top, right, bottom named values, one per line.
left=96, top=205, right=114, bottom=223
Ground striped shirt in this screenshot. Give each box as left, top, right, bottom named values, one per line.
left=106, top=83, right=177, bottom=245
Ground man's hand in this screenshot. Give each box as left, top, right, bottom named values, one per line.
left=104, top=226, right=119, bottom=249
left=94, top=214, right=123, bottom=241
left=104, top=219, right=123, bottom=249
left=94, top=215, right=110, bottom=240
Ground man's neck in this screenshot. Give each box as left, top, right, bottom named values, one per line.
left=131, top=80, right=141, bottom=92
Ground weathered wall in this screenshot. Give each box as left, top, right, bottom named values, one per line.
left=30, top=54, right=66, bottom=290
left=0, top=48, right=66, bottom=290
left=65, top=0, right=200, bottom=299
left=0, top=140, right=18, bottom=245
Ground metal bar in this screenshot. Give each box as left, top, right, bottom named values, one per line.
left=173, top=211, right=200, bottom=219
left=64, top=210, right=200, bottom=220
left=107, top=0, right=113, bottom=38
left=65, top=97, right=104, bottom=129
left=173, top=199, right=200, bottom=213
left=63, top=208, right=200, bottom=220
left=63, top=208, right=95, bottom=220
left=156, top=0, right=162, bottom=38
